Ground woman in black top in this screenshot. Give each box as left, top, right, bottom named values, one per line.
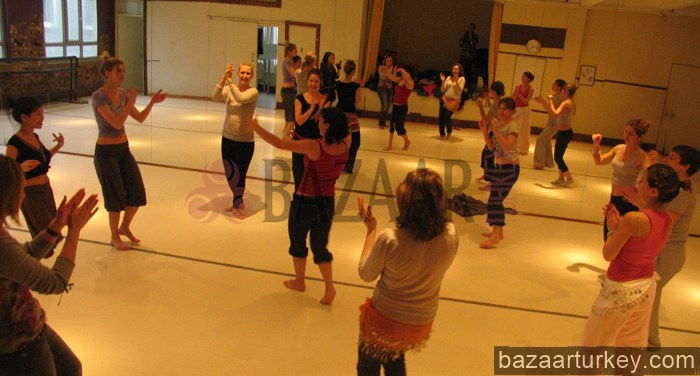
left=320, top=51, right=340, bottom=105
left=335, top=60, right=364, bottom=173
left=293, top=68, right=329, bottom=190
left=5, top=97, right=65, bottom=256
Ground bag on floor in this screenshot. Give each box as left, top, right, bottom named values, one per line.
left=449, top=193, right=486, bottom=217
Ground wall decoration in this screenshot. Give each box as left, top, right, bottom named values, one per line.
left=580, top=65, right=596, bottom=86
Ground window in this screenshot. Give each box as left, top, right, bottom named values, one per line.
left=44, top=0, right=98, bottom=58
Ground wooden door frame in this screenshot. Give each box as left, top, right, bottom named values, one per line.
left=284, top=21, right=320, bottom=61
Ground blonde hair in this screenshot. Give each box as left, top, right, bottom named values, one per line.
left=627, top=119, right=651, bottom=137
left=239, top=61, right=254, bottom=76
left=302, top=53, right=317, bottom=69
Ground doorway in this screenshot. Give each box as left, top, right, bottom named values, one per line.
left=116, top=1, right=144, bottom=92
left=257, top=26, right=278, bottom=109
left=657, top=64, right=700, bottom=153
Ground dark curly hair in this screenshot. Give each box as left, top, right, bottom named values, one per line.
left=646, top=163, right=680, bottom=204
left=395, top=168, right=448, bottom=241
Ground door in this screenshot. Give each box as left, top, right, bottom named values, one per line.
left=117, top=14, right=144, bottom=91
left=657, top=64, right=700, bottom=153
left=285, top=21, right=320, bottom=61
left=208, top=20, right=259, bottom=91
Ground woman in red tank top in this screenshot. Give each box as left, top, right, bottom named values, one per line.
left=252, top=107, right=351, bottom=305
left=582, top=164, right=680, bottom=352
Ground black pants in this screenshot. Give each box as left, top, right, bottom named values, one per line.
left=288, top=195, right=335, bottom=263
left=344, top=130, right=361, bottom=173
left=604, top=195, right=638, bottom=240
left=480, top=144, right=495, bottom=182
left=292, top=152, right=305, bottom=192
left=554, top=129, right=573, bottom=173
left=389, top=105, right=408, bottom=136
left=356, top=343, right=406, bottom=376
left=221, top=137, right=255, bottom=209
left=485, top=164, right=520, bottom=227
left=438, top=105, right=454, bottom=137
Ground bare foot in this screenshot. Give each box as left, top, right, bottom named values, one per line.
left=384, top=146, right=392, bottom=151
left=481, top=232, right=503, bottom=239
left=118, top=227, right=141, bottom=243
left=402, top=140, right=411, bottom=150
left=479, top=235, right=500, bottom=249
left=225, top=205, right=246, bottom=219
left=320, top=286, right=336, bottom=305
left=478, top=183, right=491, bottom=191
left=445, top=134, right=451, bottom=141
left=111, top=238, right=130, bottom=251
left=283, top=279, right=306, bottom=292
left=475, top=175, right=484, bottom=182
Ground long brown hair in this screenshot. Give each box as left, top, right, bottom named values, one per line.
left=395, top=168, right=448, bottom=241
left=0, top=155, right=24, bottom=224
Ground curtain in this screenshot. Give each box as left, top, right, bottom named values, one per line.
left=360, top=0, right=385, bottom=83
left=488, top=1, right=503, bottom=85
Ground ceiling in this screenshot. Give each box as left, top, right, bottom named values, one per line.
left=524, top=0, right=700, bottom=17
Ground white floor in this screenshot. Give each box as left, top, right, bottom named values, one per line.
left=1, top=96, right=698, bottom=375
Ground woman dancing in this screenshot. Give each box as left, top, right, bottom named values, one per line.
left=295, top=53, right=317, bottom=95
left=0, top=155, right=99, bottom=375
left=281, top=43, right=299, bottom=132
left=320, top=51, right=340, bottom=105
left=475, top=81, right=505, bottom=189
left=592, top=119, right=651, bottom=239
left=376, top=55, right=396, bottom=129
left=477, top=97, right=520, bottom=249
left=533, top=79, right=566, bottom=169
left=212, top=62, right=259, bottom=218
left=512, top=71, right=534, bottom=155
left=385, top=67, right=413, bottom=151
left=292, top=68, right=328, bottom=191
left=252, top=107, right=350, bottom=305
left=535, top=83, right=577, bottom=186
left=582, top=164, right=679, bottom=351
left=356, top=168, right=458, bottom=375
left=5, top=97, right=65, bottom=257
left=335, top=60, right=363, bottom=174
left=438, top=63, right=465, bottom=140
left=92, top=57, right=167, bottom=250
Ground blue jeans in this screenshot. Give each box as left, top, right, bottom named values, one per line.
left=0, top=324, right=81, bottom=376
left=377, top=87, right=393, bottom=127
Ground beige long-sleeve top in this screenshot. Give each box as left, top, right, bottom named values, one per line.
left=212, top=84, right=259, bottom=142
left=358, top=223, right=459, bottom=325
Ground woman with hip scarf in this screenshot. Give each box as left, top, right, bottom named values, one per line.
left=320, top=51, right=341, bottom=105
left=535, top=83, right=577, bottom=186
left=592, top=119, right=651, bottom=240
left=376, top=55, right=396, bottom=129
left=280, top=43, right=298, bottom=133
left=477, top=97, right=520, bottom=249
left=92, top=57, right=167, bottom=250
left=438, top=63, right=465, bottom=140
left=212, top=62, right=259, bottom=219
left=292, top=68, right=328, bottom=191
left=385, top=67, right=413, bottom=151
left=533, top=79, right=566, bottom=169
left=0, top=155, right=99, bottom=376
left=356, top=168, right=458, bottom=376
left=335, top=60, right=364, bottom=174
left=512, top=71, right=534, bottom=155
left=620, top=146, right=699, bottom=350
left=582, top=164, right=679, bottom=353
left=475, top=81, right=505, bottom=190
left=252, top=107, right=350, bottom=305
left=5, top=97, right=65, bottom=257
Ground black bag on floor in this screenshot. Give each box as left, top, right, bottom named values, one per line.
left=449, top=193, right=486, bottom=217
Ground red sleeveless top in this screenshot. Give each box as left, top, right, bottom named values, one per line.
left=514, top=84, right=532, bottom=108
left=393, top=84, right=412, bottom=106
left=607, top=209, right=672, bottom=282
left=297, top=140, right=348, bottom=197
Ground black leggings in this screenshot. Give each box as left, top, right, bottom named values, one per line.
left=390, top=105, right=408, bottom=136
left=554, top=129, right=573, bottom=173
left=603, top=195, right=638, bottom=240
left=221, top=137, right=255, bottom=209
left=344, top=130, right=361, bottom=173
left=485, top=164, right=520, bottom=227
left=438, top=105, right=454, bottom=137
left=357, top=343, right=406, bottom=376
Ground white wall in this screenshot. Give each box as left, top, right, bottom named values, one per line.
left=146, top=0, right=365, bottom=98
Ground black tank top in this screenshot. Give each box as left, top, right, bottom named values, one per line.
left=7, top=133, right=52, bottom=179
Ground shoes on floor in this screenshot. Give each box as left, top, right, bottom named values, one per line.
left=551, top=178, right=565, bottom=186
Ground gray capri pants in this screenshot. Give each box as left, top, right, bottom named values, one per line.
left=94, top=142, right=146, bottom=212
